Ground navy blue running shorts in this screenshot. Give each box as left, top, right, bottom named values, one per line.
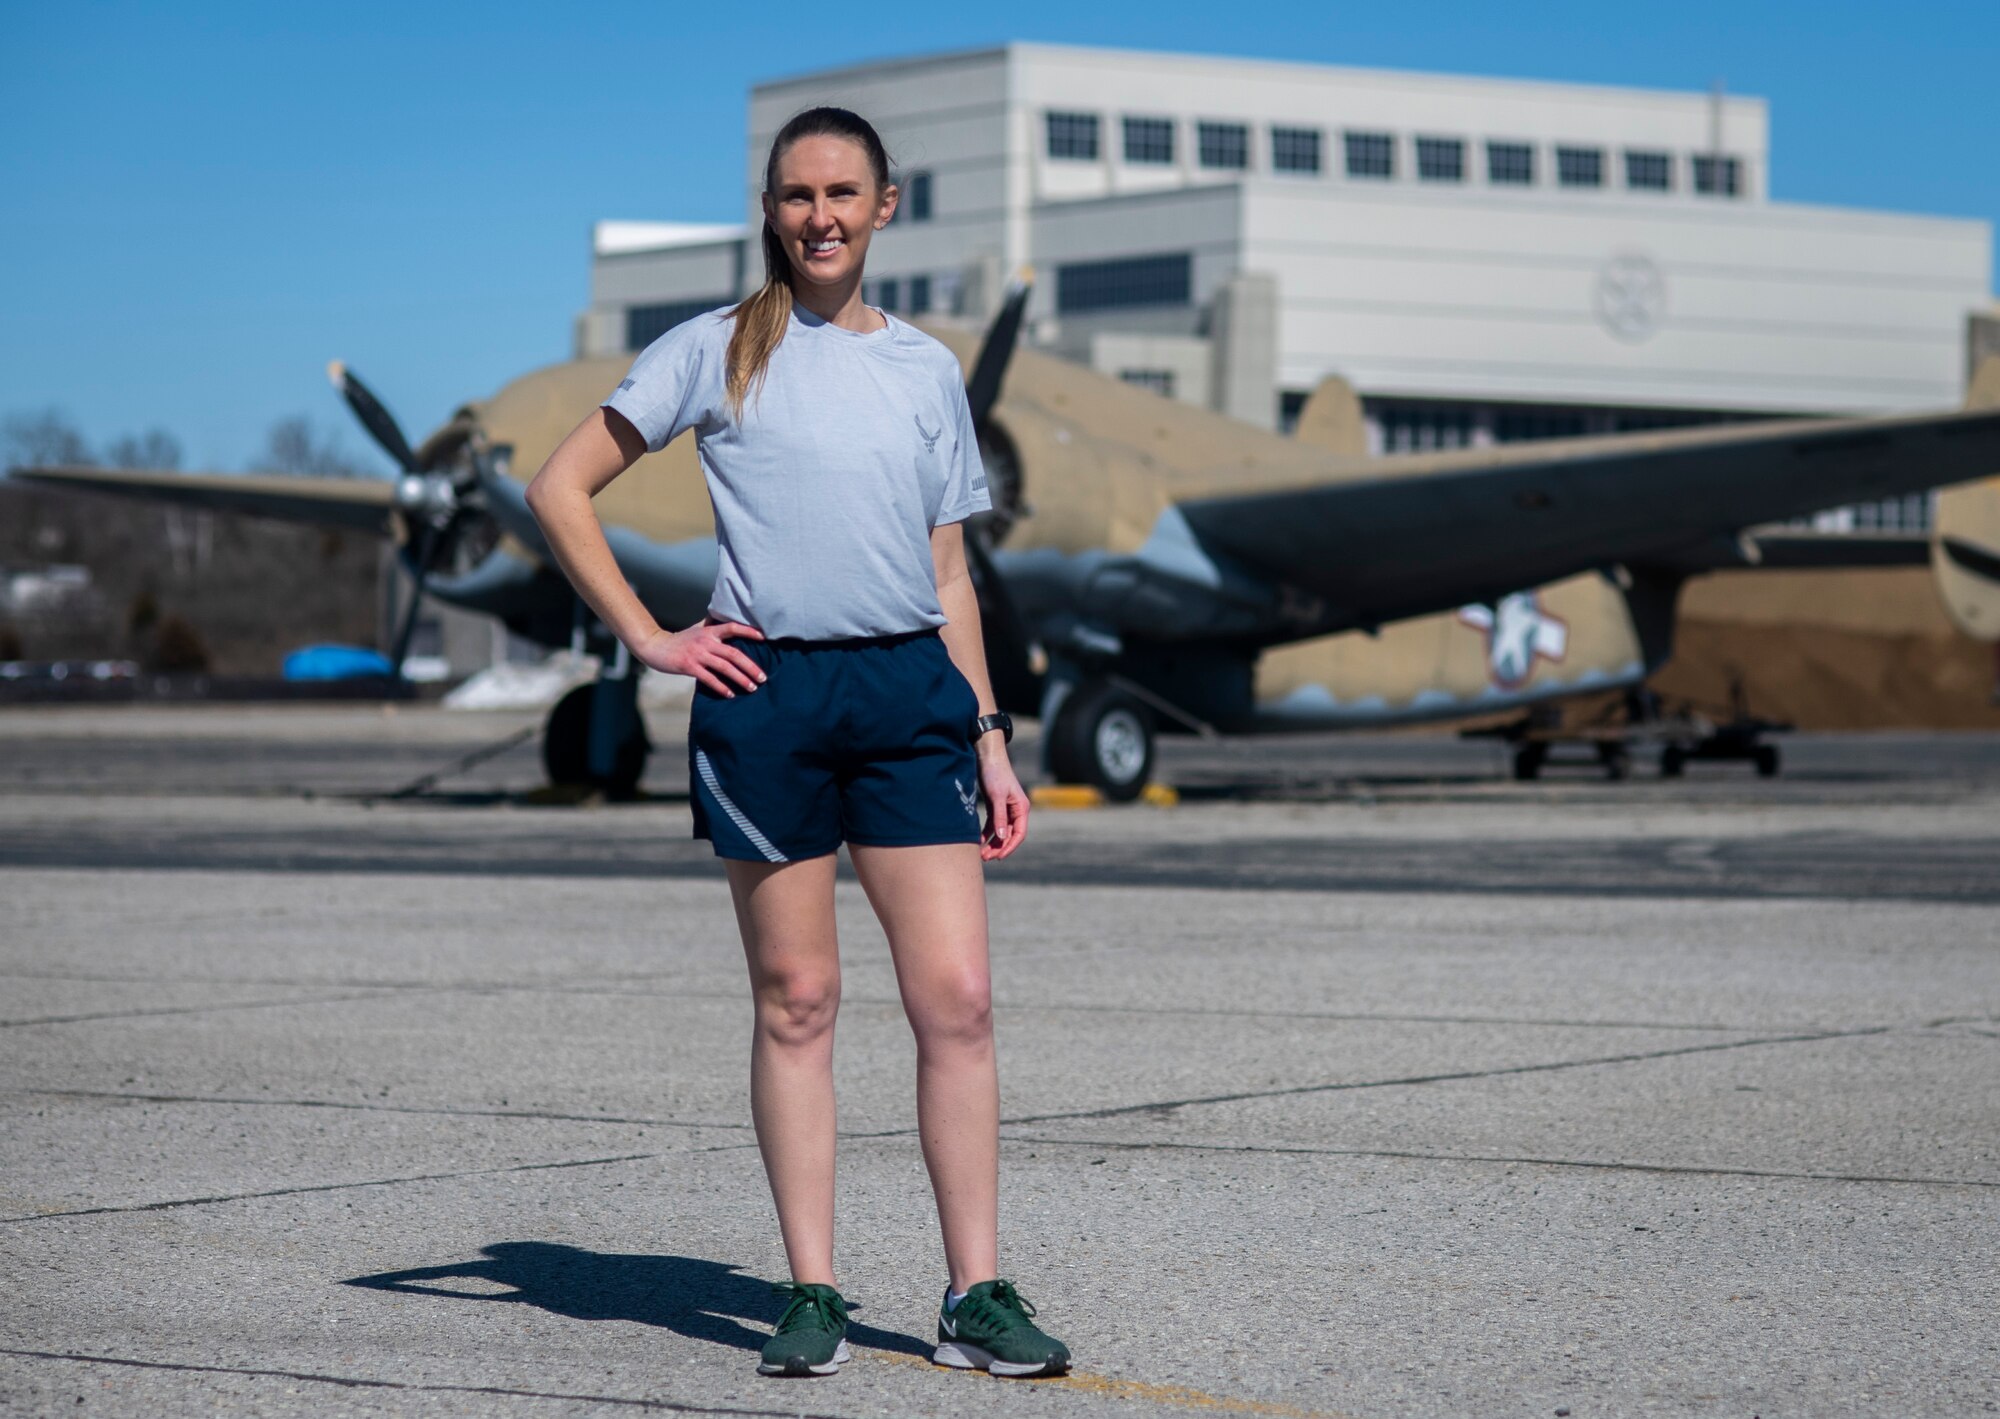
left=688, top=628, right=984, bottom=863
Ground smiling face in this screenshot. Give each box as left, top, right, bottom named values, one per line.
left=762, top=134, right=898, bottom=298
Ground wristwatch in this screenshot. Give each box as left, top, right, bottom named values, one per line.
left=974, top=712, right=1013, bottom=744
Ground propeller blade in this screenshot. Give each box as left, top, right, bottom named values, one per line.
left=964, top=277, right=1032, bottom=426
left=327, top=360, right=420, bottom=473
left=389, top=527, right=439, bottom=676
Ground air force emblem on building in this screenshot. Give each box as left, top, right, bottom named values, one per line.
left=1458, top=593, right=1569, bottom=690
left=915, top=415, right=941, bottom=454
left=1593, top=252, right=1666, bottom=343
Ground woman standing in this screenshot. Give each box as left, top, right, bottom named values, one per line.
left=524, top=107, right=1069, bottom=1380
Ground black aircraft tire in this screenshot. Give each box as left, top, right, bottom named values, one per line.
left=1512, top=745, right=1544, bottom=781
left=1048, top=682, right=1154, bottom=803
left=543, top=683, right=650, bottom=795
left=1754, top=744, right=1781, bottom=778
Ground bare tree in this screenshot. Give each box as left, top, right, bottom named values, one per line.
left=2, top=408, right=93, bottom=470
left=255, top=416, right=369, bottom=479
left=105, top=428, right=183, bottom=470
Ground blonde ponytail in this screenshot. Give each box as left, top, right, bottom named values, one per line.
left=724, top=223, right=796, bottom=417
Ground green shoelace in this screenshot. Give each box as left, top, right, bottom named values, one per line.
left=958, top=1279, right=1037, bottom=1332
left=770, top=1282, right=847, bottom=1336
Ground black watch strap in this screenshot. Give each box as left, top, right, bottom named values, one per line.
left=974, top=712, right=1013, bottom=744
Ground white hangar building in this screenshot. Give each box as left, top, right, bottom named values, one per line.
left=579, top=43, right=1993, bottom=518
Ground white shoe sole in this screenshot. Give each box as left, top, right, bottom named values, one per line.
left=758, top=1339, right=850, bottom=1376
left=932, top=1339, right=1066, bottom=1377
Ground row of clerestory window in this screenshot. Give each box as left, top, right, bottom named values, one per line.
left=1045, top=111, right=1743, bottom=195
left=865, top=273, right=933, bottom=315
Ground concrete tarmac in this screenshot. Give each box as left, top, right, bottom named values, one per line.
left=1, top=706, right=1996, bottom=1417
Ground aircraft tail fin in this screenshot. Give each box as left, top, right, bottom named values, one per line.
left=1291, top=376, right=1366, bottom=456
left=1932, top=356, right=2000, bottom=640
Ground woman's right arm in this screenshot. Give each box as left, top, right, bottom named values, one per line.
left=523, top=408, right=764, bottom=698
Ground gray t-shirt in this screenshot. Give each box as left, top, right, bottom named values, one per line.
left=603, top=302, right=990, bottom=641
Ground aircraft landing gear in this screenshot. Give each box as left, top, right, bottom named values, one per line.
left=1045, top=679, right=1156, bottom=802
left=542, top=665, right=650, bottom=798
left=1474, top=683, right=1791, bottom=783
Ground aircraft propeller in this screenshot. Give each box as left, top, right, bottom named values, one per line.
left=326, top=361, right=469, bottom=680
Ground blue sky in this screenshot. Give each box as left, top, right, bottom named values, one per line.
left=3, top=1, right=1995, bottom=474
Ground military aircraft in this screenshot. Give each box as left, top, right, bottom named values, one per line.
left=12, top=285, right=2000, bottom=798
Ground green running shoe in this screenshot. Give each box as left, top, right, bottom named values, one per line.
left=933, top=1278, right=1071, bottom=1377
left=758, top=1282, right=850, bottom=1377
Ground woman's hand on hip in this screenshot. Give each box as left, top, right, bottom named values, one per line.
left=634, top=618, right=765, bottom=697
left=977, top=749, right=1030, bottom=861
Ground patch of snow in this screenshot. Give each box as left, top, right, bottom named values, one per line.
left=442, top=652, right=698, bottom=711
left=443, top=652, right=599, bottom=710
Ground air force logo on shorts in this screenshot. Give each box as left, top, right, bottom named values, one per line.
left=955, top=778, right=978, bottom=818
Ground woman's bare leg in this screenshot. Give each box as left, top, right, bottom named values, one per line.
left=725, top=854, right=842, bottom=1286
left=848, top=842, right=998, bottom=1292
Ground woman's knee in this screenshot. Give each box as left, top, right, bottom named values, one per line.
left=910, top=965, right=993, bottom=1050
left=754, top=967, right=841, bottom=1048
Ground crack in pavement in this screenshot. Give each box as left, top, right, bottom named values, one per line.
left=0, top=967, right=677, bottom=990
left=0, top=1152, right=662, bottom=1225
left=0, top=969, right=1845, bottom=1035
left=996, top=1132, right=2000, bottom=1190
left=535, top=984, right=1762, bottom=1034
left=5, top=1021, right=1981, bottom=1223
left=991, top=1024, right=1901, bottom=1126
left=0, top=1348, right=851, bottom=1417
left=9, top=1087, right=751, bottom=1133
left=17, top=1086, right=1986, bottom=1191
left=991, top=1002, right=1751, bottom=1032
left=0, top=990, right=406, bottom=1030
left=22, top=1018, right=1968, bottom=1145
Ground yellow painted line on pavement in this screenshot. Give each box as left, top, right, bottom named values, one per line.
left=862, top=1346, right=1356, bottom=1418
left=1031, top=784, right=1106, bottom=809
left=1029, top=782, right=1180, bottom=809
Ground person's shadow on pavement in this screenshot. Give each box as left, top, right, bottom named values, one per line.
left=342, top=1242, right=930, bottom=1358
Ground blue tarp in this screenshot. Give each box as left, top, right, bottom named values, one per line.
left=283, top=645, right=396, bottom=681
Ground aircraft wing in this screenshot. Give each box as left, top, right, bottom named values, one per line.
left=1172, top=405, right=2000, bottom=628
left=7, top=465, right=397, bottom=535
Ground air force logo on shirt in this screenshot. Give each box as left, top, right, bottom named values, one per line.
left=914, top=414, right=941, bottom=454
